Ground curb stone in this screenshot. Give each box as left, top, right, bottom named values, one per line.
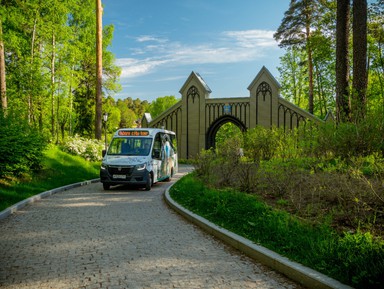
left=0, top=178, right=100, bottom=220
left=164, top=184, right=354, bottom=289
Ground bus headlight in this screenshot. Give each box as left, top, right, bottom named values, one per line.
left=101, top=163, right=108, bottom=170
left=136, top=163, right=146, bottom=171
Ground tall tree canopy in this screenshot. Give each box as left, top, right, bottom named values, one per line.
left=1, top=0, right=121, bottom=140
left=277, top=0, right=380, bottom=124
left=274, top=0, right=320, bottom=114
left=148, top=95, right=179, bottom=119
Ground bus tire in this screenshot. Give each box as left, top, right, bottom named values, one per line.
left=145, top=172, right=152, bottom=191
left=103, top=183, right=110, bottom=190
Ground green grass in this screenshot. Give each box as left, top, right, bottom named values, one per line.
left=0, top=145, right=100, bottom=212
left=170, top=173, right=384, bottom=289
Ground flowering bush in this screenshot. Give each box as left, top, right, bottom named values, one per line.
left=61, top=135, right=104, bottom=162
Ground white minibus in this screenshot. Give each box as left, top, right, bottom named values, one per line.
left=100, top=128, right=178, bottom=191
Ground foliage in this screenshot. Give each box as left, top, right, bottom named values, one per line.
left=1, top=0, right=121, bottom=141
left=170, top=173, right=384, bottom=288
left=200, top=122, right=384, bottom=234
left=149, top=95, right=179, bottom=119
left=308, top=112, right=384, bottom=158
left=191, top=118, right=384, bottom=287
left=0, top=145, right=99, bottom=211
left=215, top=122, right=242, bottom=146
left=276, top=1, right=383, bottom=122
left=0, top=113, right=47, bottom=178
left=60, top=135, right=104, bottom=162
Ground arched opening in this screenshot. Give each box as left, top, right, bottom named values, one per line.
left=215, top=122, right=243, bottom=147
left=206, top=115, right=246, bottom=149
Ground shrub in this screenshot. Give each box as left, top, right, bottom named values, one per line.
left=243, top=126, right=279, bottom=161
left=313, top=116, right=384, bottom=159
left=61, top=135, right=104, bottom=162
left=0, top=113, right=47, bottom=178
left=170, top=174, right=384, bottom=288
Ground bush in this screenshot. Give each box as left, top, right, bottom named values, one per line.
left=313, top=115, right=384, bottom=159
left=61, top=135, right=104, bottom=162
left=0, top=113, right=47, bottom=178
left=170, top=174, right=384, bottom=288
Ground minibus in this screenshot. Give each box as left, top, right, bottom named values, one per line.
left=100, top=128, right=178, bottom=191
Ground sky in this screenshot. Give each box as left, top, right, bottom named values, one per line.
left=102, top=0, right=290, bottom=102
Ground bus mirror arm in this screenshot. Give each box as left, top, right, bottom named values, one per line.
left=102, top=149, right=106, bottom=157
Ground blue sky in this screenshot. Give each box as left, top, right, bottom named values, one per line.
left=102, top=0, right=290, bottom=102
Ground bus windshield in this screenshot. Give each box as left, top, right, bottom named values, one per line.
left=107, top=137, right=152, bottom=156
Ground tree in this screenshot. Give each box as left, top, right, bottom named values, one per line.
left=368, top=0, right=384, bottom=110
left=149, top=95, right=179, bottom=119
left=0, top=18, right=6, bottom=113
left=274, top=0, right=319, bottom=114
left=1, top=0, right=120, bottom=141
left=336, top=0, right=351, bottom=122
left=116, top=98, right=137, bottom=128
left=352, top=0, right=368, bottom=122
left=95, top=0, right=102, bottom=140
left=278, top=47, right=308, bottom=108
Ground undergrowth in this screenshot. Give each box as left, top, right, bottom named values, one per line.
left=170, top=173, right=384, bottom=288
left=0, top=145, right=100, bottom=211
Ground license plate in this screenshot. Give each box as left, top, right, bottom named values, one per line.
left=113, top=174, right=126, bottom=179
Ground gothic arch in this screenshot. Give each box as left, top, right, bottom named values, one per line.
left=205, top=115, right=247, bottom=149
left=187, top=85, right=199, bottom=102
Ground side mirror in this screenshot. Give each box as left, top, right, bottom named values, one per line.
left=102, top=149, right=106, bottom=157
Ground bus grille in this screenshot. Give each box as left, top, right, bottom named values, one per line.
left=108, top=166, right=134, bottom=175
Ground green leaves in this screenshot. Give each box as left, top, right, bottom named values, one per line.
left=170, top=172, right=384, bottom=288
left=149, top=95, right=179, bottom=119
left=2, top=0, right=121, bottom=141
left=0, top=112, right=47, bottom=178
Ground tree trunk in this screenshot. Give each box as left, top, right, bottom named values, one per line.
left=28, top=14, right=38, bottom=124
left=336, top=0, right=351, bottom=122
left=0, top=20, right=7, bottom=114
left=95, top=0, right=103, bottom=140
left=352, top=0, right=367, bottom=122
left=51, top=32, right=56, bottom=137
left=305, top=16, right=314, bottom=114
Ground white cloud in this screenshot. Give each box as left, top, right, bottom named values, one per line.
left=116, top=58, right=170, bottom=78
left=118, top=29, right=279, bottom=79
left=136, top=35, right=168, bottom=43
left=222, top=30, right=276, bottom=48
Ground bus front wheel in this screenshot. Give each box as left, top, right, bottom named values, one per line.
left=145, top=173, right=152, bottom=191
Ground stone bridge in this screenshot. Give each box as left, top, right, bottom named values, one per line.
left=142, top=66, right=325, bottom=159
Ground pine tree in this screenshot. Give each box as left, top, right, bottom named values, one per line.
left=336, top=0, right=351, bottom=122
left=352, top=0, right=368, bottom=122
left=274, top=0, right=319, bottom=114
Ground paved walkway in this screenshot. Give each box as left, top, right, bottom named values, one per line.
left=0, top=165, right=303, bottom=289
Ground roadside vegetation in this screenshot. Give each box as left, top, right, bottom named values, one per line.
left=170, top=115, right=384, bottom=289
left=0, top=114, right=101, bottom=212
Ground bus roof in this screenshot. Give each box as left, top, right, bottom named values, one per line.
left=113, top=128, right=176, bottom=137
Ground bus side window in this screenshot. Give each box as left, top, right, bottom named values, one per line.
left=152, top=133, right=162, bottom=159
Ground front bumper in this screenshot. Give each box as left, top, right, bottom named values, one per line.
left=100, top=165, right=149, bottom=186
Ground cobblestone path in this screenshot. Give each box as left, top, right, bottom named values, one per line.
left=0, top=165, right=303, bottom=289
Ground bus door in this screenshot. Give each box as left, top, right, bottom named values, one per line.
left=152, top=132, right=162, bottom=181
left=160, top=134, right=172, bottom=178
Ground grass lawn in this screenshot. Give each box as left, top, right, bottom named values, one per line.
left=0, top=145, right=100, bottom=212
